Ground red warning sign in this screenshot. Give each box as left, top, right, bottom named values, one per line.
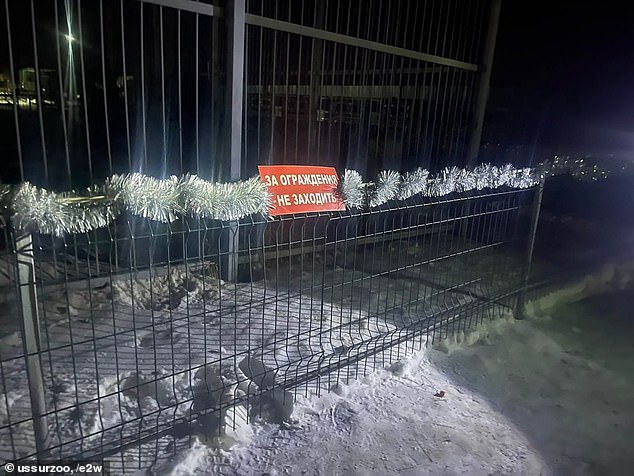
left=258, top=165, right=346, bottom=216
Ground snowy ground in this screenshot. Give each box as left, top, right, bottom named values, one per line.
left=0, top=236, right=522, bottom=470
left=2, top=231, right=632, bottom=474
left=156, top=261, right=634, bottom=476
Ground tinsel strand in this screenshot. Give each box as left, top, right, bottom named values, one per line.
left=338, top=169, right=365, bottom=208
left=397, top=168, right=429, bottom=200
left=180, top=174, right=271, bottom=221
left=105, top=173, right=183, bottom=223
left=369, top=170, right=401, bottom=207
left=11, top=183, right=117, bottom=236
left=2, top=164, right=539, bottom=236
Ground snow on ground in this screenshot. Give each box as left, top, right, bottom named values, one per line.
left=156, top=261, right=634, bottom=476
left=3, top=236, right=631, bottom=474
left=430, top=298, right=634, bottom=475
left=189, top=318, right=548, bottom=476
left=0, top=238, right=520, bottom=469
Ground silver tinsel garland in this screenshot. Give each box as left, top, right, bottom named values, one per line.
left=397, top=168, right=429, bottom=200
left=11, top=183, right=117, bottom=236
left=179, top=175, right=270, bottom=221
left=0, top=164, right=539, bottom=236
left=369, top=170, right=401, bottom=207
left=2, top=174, right=271, bottom=236
left=106, top=173, right=182, bottom=223
left=339, top=163, right=539, bottom=209
left=338, top=169, right=364, bottom=208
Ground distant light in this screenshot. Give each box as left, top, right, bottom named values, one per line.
left=64, top=33, right=75, bottom=43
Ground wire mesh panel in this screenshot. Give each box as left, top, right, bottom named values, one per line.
left=0, top=185, right=537, bottom=470
left=1, top=0, right=225, bottom=189
left=243, top=0, right=488, bottom=177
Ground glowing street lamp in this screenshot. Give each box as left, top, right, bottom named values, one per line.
left=64, top=33, right=75, bottom=43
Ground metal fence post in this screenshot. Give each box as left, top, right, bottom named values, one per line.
left=515, top=177, right=545, bottom=319
left=222, top=0, right=246, bottom=282
left=14, top=232, right=50, bottom=456
left=466, top=0, right=501, bottom=166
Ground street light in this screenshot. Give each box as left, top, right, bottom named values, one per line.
left=63, top=31, right=77, bottom=108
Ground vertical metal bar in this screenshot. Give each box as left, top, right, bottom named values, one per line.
left=57, top=237, right=85, bottom=456
left=34, top=247, right=59, bottom=460
left=211, top=8, right=219, bottom=176
left=226, top=0, right=245, bottom=181
left=381, top=0, right=401, bottom=171
left=4, top=0, right=24, bottom=182
left=77, top=0, right=94, bottom=184
left=447, top=0, right=471, bottom=162
left=515, top=178, right=544, bottom=319
left=371, top=0, right=390, bottom=175
left=440, top=1, right=460, bottom=163
left=443, top=3, right=463, bottom=163
left=83, top=235, right=105, bottom=463
left=177, top=9, right=183, bottom=173
left=268, top=2, right=278, bottom=164
left=140, top=1, right=148, bottom=173
left=314, top=0, right=329, bottom=165
left=325, top=0, right=340, bottom=165
left=427, top=0, right=450, bottom=165
left=307, top=1, right=324, bottom=162
left=53, top=0, right=72, bottom=186
left=224, top=0, right=246, bottom=282
left=121, top=0, right=132, bottom=171
left=404, top=0, right=424, bottom=165
left=194, top=12, right=200, bottom=258
left=160, top=6, right=167, bottom=175
left=459, top=1, right=484, bottom=158
left=242, top=9, right=250, bottom=172
left=335, top=0, right=351, bottom=170
left=353, top=0, right=373, bottom=177
left=345, top=1, right=362, bottom=171
left=14, top=233, right=50, bottom=457
left=99, top=0, right=113, bottom=176
left=29, top=0, right=49, bottom=186
left=257, top=21, right=263, bottom=164
left=282, top=2, right=291, bottom=164
left=391, top=0, right=411, bottom=170
left=466, top=0, right=501, bottom=166
left=294, top=1, right=305, bottom=163
left=413, top=0, right=434, bottom=165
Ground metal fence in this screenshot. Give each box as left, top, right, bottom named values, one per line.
left=0, top=185, right=540, bottom=470
left=1, top=0, right=498, bottom=188
left=0, top=0, right=539, bottom=471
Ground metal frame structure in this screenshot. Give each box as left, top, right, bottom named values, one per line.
left=0, top=0, right=523, bottom=471
left=0, top=185, right=541, bottom=470
left=1, top=0, right=498, bottom=188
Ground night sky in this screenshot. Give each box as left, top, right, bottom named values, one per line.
left=487, top=1, right=634, bottom=161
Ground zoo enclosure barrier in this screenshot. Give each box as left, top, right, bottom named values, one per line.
left=0, top=183, right=543, bottom=471
left=0, top=0, right=515, bottom=471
